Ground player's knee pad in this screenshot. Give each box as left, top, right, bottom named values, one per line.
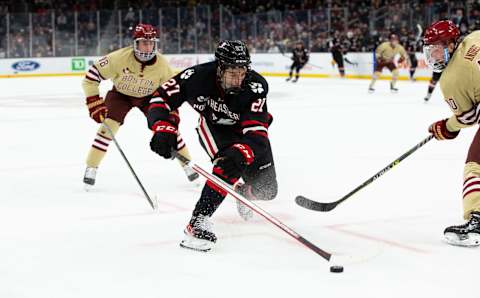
left=250, top=176, right=278, bottom=201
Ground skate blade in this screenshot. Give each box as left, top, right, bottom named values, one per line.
left=180, top=234, right=214, bottom=252
left=444, top=232, right=480, bottom=247
left=83, top=183, right=94, bottom=192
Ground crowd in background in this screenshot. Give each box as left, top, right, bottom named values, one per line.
left=0, top=0, right=479, bottom=58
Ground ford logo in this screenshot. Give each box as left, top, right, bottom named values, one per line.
left=12, top=60, right=40, bottom=71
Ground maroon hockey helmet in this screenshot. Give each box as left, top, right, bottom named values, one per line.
left=423, top=20, right=460, bottom=45
left=132, top=23, right=159, bottom=61
left=423, top=20, right=460, bottom=72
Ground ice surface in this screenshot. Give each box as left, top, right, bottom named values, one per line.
left=0, top=76, right=477, bottom=298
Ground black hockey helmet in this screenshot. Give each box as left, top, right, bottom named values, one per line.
left=215, top=40, right=251, bottom=95
left=215, top=40, right=251, bottom=68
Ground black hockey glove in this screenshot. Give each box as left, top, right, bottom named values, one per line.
left=215, top=144, right=254, bottom=179
left=150, top=120, right=178, bottom=159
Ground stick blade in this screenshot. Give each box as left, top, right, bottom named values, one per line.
left=295, top=195, right=338, bottom=212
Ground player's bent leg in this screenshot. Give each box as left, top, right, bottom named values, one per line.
left=444, top=133, right=480, bottom=247
left=235, top=150, right=278, bottom=221
left=84, top=118, right=120, bottom=190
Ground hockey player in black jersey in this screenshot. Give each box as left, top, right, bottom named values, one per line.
left=286, top=41, right=309, bottom=83
left=329, top=37, right=358, bottom=78
left=147, top=40, right=278, bottom=252
left=406, top=33, right=422, bottom=81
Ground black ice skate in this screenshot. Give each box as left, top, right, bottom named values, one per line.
left=83, top=167, right=97, bottom=191
left=180, top=214, right=217, bottom=252
left=368, top=87, right=375, bottom=93
left=424, top=93, right=432, bottom=102
left=292, top=77, right=298, bottom=83
left=390, top=82, right=399, bottom=93
left=444, top=212, right=480, bottom=247
left=286, top=77, right=292, bottom=82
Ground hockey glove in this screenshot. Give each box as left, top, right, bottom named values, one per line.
left=86, top=95, right=107, bottom=123
left=215, top=144, right=254, bottom=179
left=429, top=119, right=460, bottom=140
left=150, top=121, right=178, bottom=159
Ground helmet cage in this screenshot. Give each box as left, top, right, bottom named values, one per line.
left=134, top=37, right=159, bottom=62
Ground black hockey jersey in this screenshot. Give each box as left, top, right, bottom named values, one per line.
left=329, top=37, right=347, bottom=55
left=292, top=48, right=309, bottom=64
left=147, top=61, right=271, bottom=157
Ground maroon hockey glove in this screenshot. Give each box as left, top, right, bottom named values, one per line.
left=86, top=95, right=107, bottom=123
left=150, top=120, right=178, bottom=159
left=429, top=119, right=460, bottom=140
left=215, top=144, right=254, bottom=179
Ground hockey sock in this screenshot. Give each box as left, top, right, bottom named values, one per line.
left=192, top=183, right=226, bottom=217
left=86, top=118, right=120, bottom=168
left=369, top=74, right=378, bottom=89
left=410, top=69, right=415, bottom=78
left=463, top=163, right=480, bottom=219
left=192, top=166, right=239, bottom=217
left=428, top=80, right=437, bottom=94
left=176, top=138, right=191, bottom=167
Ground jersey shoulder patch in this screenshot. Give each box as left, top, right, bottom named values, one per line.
left=180, top=68, right=195, bottom=80
left=247, top=71, right=269, bottom=96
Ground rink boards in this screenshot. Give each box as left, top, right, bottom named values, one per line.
left=0, top=52, right=433, bottom=80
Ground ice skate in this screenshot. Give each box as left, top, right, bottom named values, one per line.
left=180, top=214, right=217, bottom=252
left=444, top=212, right=480, bottom=247
left=390, top=82, right=398, bottom=93
left=83, top=167, right=97, bottom=191
left=183, top=164, right=199, bottom=182
left=424, top=93, right=432, bottom=102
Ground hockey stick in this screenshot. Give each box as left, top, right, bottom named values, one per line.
left=415, top=24, right=423, bottom=42
left=296, top=135, right=434, bottom=212
left=102, top=121, right=157, bottom=210
left=279, top=51, right=324, bottom=70
left=173, top=151, right=332, bottom=261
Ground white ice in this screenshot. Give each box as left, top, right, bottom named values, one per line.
left=0, top=75, right=477, bottom=298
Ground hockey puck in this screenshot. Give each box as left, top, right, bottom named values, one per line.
left=330, top=265, right=344, bottom=273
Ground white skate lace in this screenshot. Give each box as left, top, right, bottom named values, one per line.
left=193, top=215, right=214, bottom=233
left=452, top=214, right=480, bottom=231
